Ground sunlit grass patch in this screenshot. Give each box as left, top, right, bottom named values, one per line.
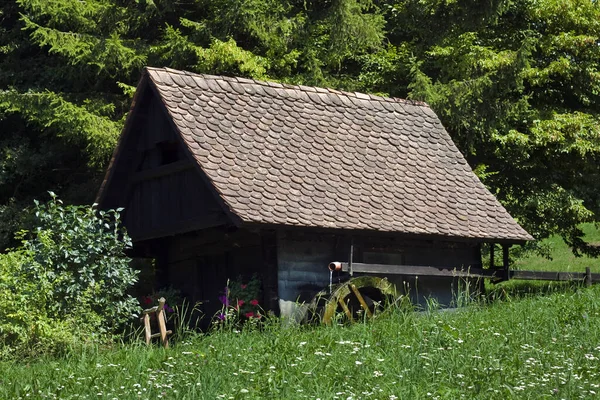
left=3, top=284, right=600, bottom=399
left=514, top=223, right=600, bottom=272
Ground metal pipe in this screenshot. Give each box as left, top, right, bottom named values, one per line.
left=328, top=261, right=343, bottom=272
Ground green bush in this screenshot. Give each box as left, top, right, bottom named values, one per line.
left=0, top=251, right=78, bottom=358
left=22, top=193, right=139, bottom=328
left=0, top=194, right=139, bottom=359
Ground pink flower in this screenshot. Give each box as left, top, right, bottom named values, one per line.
left=238, top=300, right=245, bottom=307
left=250, top=299, right=259, bottom=306
left=241, top=284, right=247, bottom=289
left=245, top=312, right=254, bottom=318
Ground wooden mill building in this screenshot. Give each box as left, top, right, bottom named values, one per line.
left=97, top=67, right=532, bottom=321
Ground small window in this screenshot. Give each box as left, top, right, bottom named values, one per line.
left=158, top=141, right=180, bottom=165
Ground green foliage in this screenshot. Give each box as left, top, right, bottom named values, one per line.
left=399, top=0, right=600, bottom=255
left=514, top=223, right=600, bottom=271
left=0, top=90, right=120, bottom=166
left=0, top=251, right=59, bottom=358
left=0, top=194, right=138, bottom=359
left=18, top=0, right=147, bottom=75
left=0, top=250, right=103, bottom=359
left=327, top=0, right=385, bottom=68
left=1, top=0, right=599, bottom=257
left=22, top=193, right=139, bottom=328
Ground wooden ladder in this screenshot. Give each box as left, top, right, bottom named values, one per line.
left=141, top=297, right=172, bottom=348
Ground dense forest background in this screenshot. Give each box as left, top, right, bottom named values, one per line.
left=1, top=0, right=599, bottom=254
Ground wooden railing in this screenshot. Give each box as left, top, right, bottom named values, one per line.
left=333, top=262, right=599, bottom=285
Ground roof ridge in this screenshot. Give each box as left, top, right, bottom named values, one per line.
left=146, top=66, right=431, bottom=111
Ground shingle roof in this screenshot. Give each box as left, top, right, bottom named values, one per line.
left=145, top=67, right=532, bottom=242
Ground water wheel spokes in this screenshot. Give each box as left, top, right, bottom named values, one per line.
left=321, top=276, right=398, bottom=325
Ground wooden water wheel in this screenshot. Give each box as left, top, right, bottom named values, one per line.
left=306, top=276, right=400, bottom=324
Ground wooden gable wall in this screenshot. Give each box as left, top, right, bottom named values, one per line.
left=100, top=85, right=228, bottom=242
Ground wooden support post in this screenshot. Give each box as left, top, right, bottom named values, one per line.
left=156, top=298, right=169, bottom=349
left=336, top=262, right=499, bottom=279
left=586, top=267, right=592, bottom=287
left=349, top=238, right=354, bottom=277
left=143, top=314, right=152, bottom=345
left=262, top=230, right=279, bottom=314
left=502, top=244, right=510, bottom=280
left=337, top=296, right=354, bottom=322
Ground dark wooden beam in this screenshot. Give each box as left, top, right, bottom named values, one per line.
left=336, top=262, right=499, bottom=279
left=331, top=262, right=600, bottom=284
left=502, top=244, right=510, bottom=274
left=243, top=222, right=531, bottom=246
left=131, top=160, right=194, bottom=183
left=261, top=230, right=279, bottom=315
left=129, top=214, right=227, bottom=242
left=349, top=237, right=354, bottom=276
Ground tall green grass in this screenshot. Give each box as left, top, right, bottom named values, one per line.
left=3, top=284, right=600, bottom=399
left=3, top=226, right=599, bottom=399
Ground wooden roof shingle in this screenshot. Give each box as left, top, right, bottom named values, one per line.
left=121, top=67, right=533, bottom=242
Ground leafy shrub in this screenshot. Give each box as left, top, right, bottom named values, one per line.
left=21, top=193, right=139, bottom=329
left=0, top=251, right=81, bottom=358
left=0, top=194, right=138, bottom=359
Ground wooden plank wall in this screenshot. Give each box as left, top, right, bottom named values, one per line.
left=276, top=231, right=484, bottom=319
left=125, top=168, right=225, bottom=241
left=164, top=228, right=265, bottom=327
left=277, top=232, right=338, bottom=321
left=114, top=90, right=228, bottom=240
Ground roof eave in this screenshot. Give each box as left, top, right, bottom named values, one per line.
left=239, top=220, right=531, bottom=245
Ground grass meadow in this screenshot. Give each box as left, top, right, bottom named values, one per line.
left=2, top=226, right=600, bottom=400
left=513, top=223, right=600, bottom=272
left=3, top=286, right=600, bottom=400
